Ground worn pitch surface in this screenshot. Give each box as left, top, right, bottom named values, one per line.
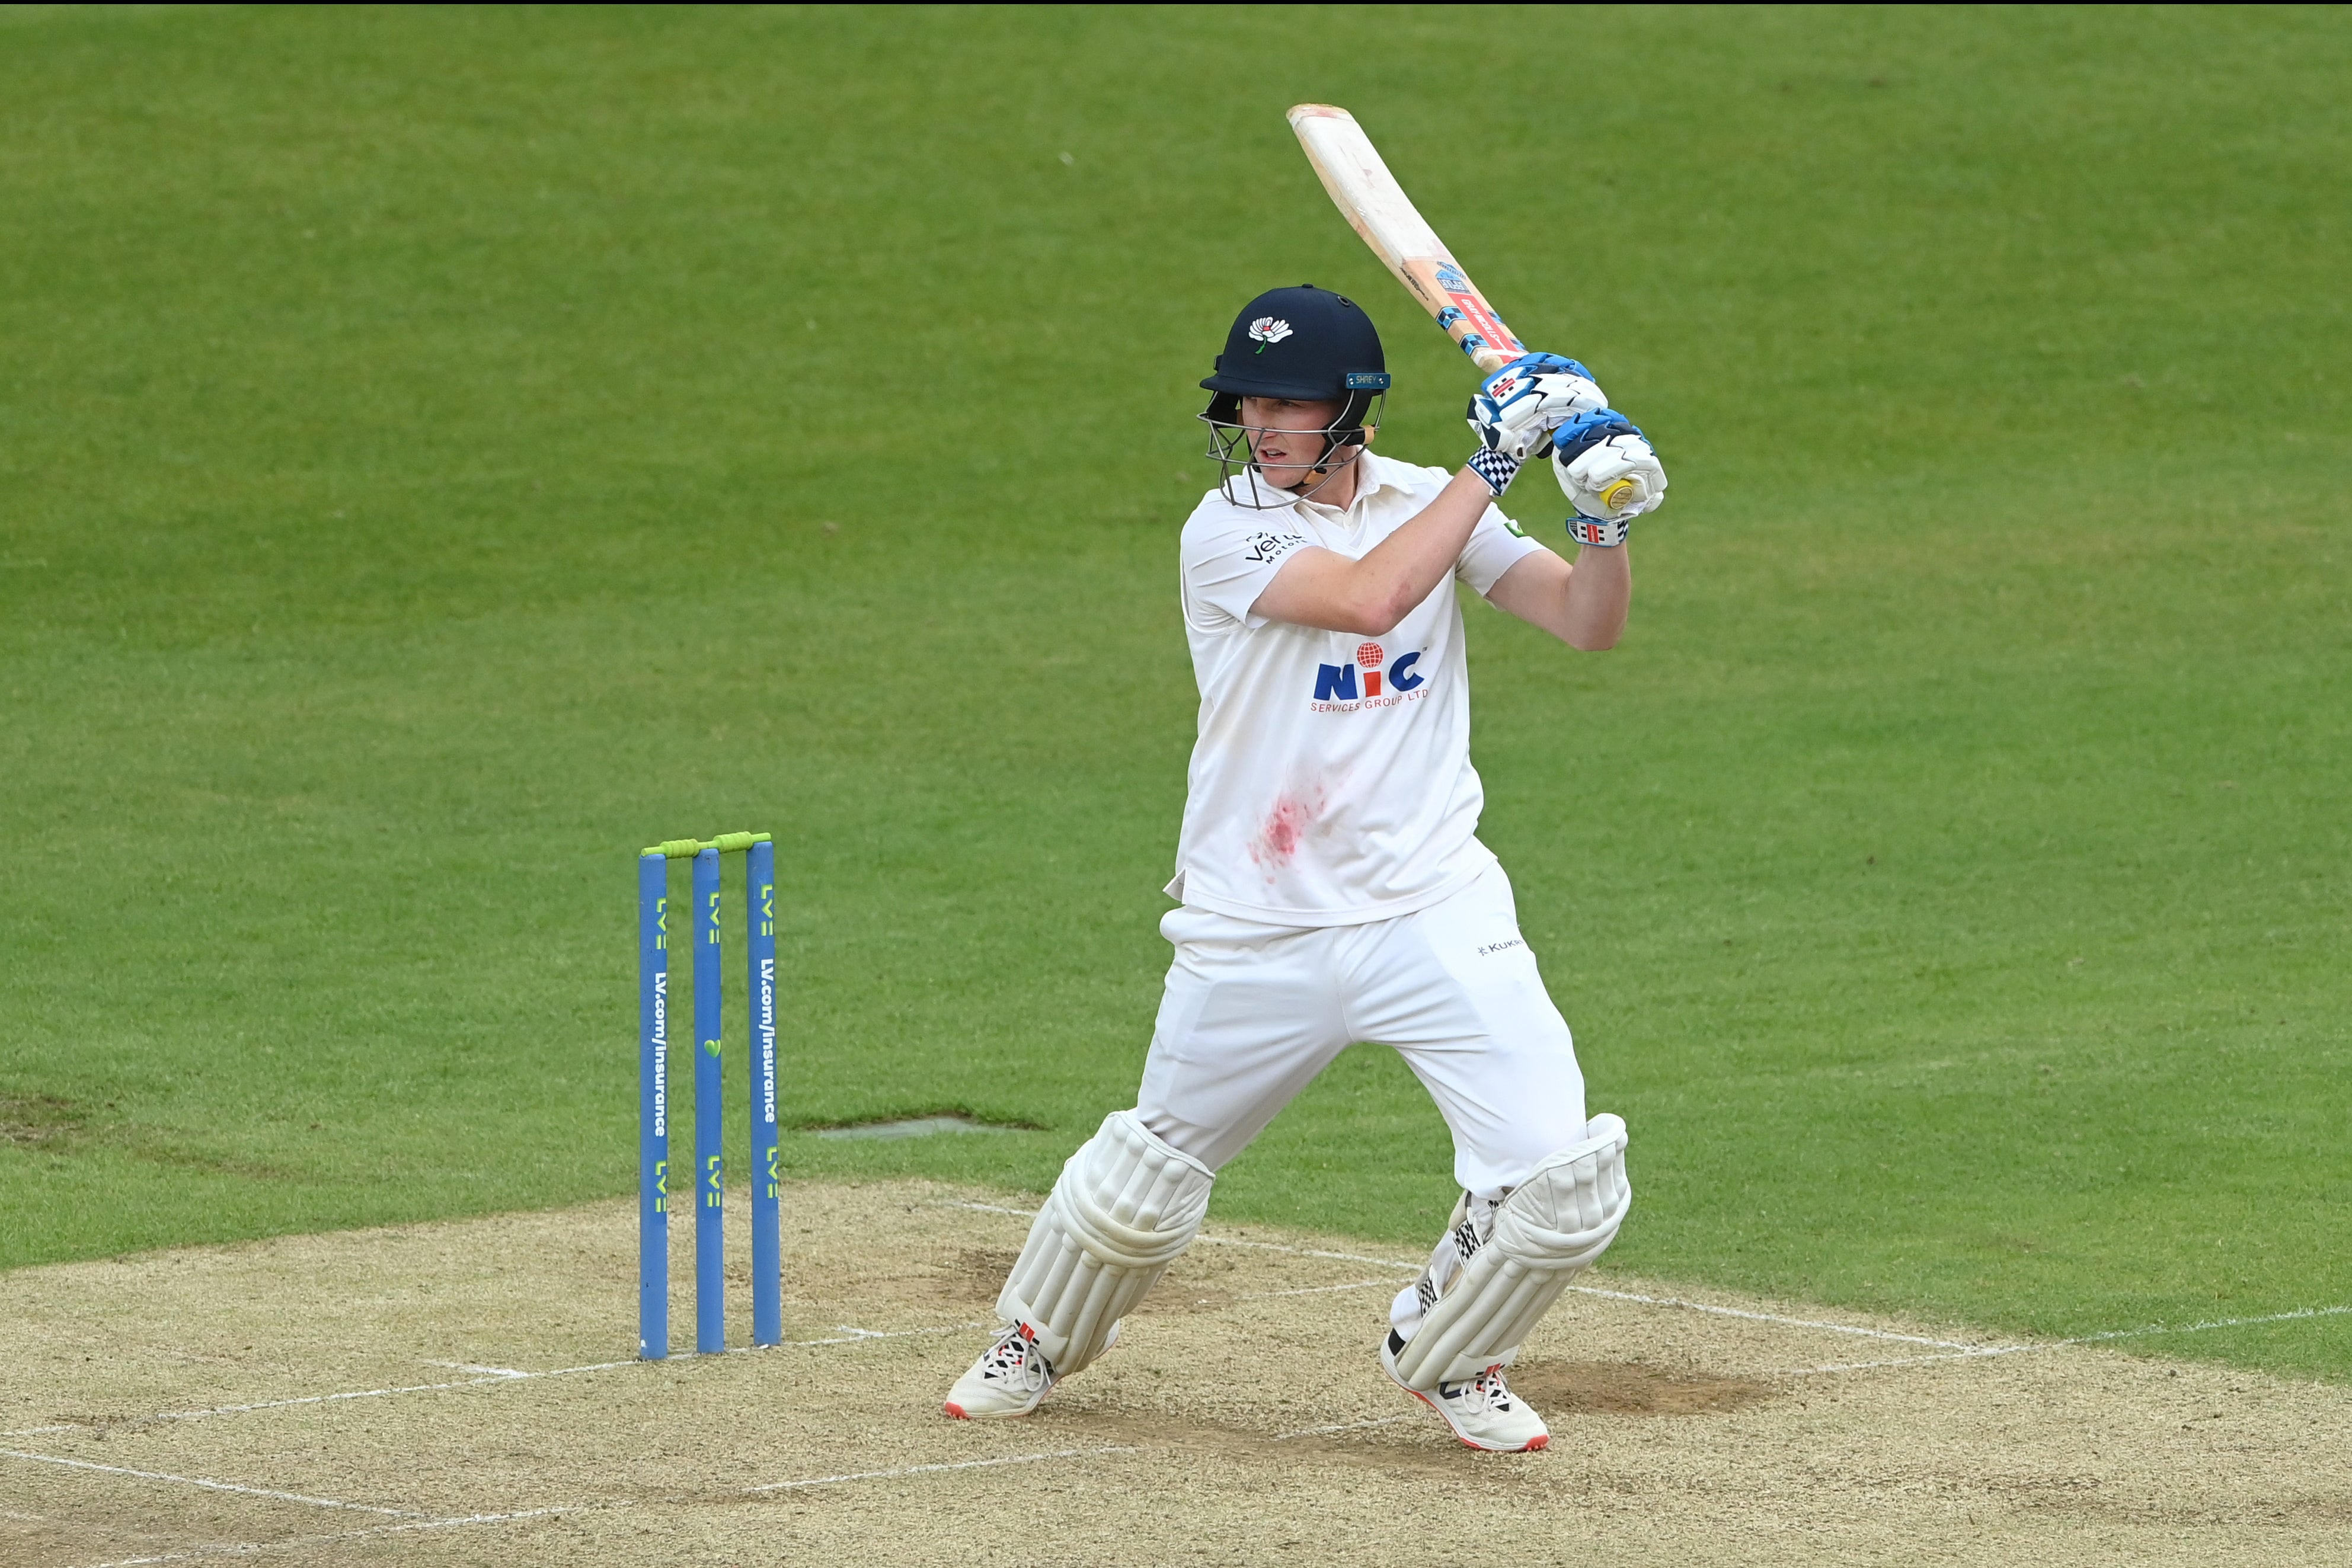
left=3, top=1183, right=2345, bottom=1567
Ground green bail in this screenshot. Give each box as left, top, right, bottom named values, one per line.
left=640, top=831, right=774, bottom=859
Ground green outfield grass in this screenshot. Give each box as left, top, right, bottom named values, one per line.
left=2, top=5, right=2345, bottom=1380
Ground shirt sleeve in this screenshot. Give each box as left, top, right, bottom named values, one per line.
left=1180, top=507, right=1312, bottom=632
left=1455, top=501, right=1548, bottom=595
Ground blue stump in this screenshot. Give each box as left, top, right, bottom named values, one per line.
left=749, top=837, right=781, bottom=1346
left=694, top=846, right=724, bottom=1354
left=637, top=852, right=670, bottom=1361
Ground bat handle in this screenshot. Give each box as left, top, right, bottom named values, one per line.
left=1469, top=345, right=1515, bottom=375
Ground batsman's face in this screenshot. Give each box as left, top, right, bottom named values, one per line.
left=1241, top=396, right=1348, bottom=490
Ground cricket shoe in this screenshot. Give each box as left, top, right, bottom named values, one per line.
left=1381, top=1329, right=1550, bottom=1452
left=943, top=1323, right=1057, bottom=1419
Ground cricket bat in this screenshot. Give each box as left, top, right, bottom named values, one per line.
left=1289, top=104, right=1636, bottom=510
left=1289, top=104, right=1637, bottom=510
left=1287, top=104, right=1530, bottom=375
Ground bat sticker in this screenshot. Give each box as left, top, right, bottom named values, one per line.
left=1408, top=259, right=1522, bottom=360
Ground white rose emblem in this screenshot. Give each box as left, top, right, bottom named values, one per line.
left=1247, top=317, right=1294, bottom=346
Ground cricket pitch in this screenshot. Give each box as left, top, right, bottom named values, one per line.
left=4, top=1182, right=2347, bottom=1566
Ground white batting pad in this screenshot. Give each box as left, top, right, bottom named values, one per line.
left=996, top=1109, right=1215, bottom=1375
left=1389, top=1113, right=1631, bottom=1390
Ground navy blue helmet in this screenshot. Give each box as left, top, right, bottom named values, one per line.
left=1200, top=286, right=1391, bottom=506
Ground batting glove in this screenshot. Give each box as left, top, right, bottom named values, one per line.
left=1466, top=353, right=1609, bottom=463
left=1551, top=409, right=1666, bottom=546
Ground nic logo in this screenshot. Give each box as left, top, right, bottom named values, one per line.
left=1314, top=641, right=1424, bottom=705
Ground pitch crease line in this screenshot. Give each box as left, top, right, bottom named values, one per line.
left=2067, top=1303, right=2352, bottom=1343
left=1, top=1327, right=993, bottom=1441
left=65, top=1447, right=1154, bottom=1565
left=66, top=1505, right=580, bottom=1568
left=1239, top=1279, right=1396, bottom=1300
left=740, top=1445, right=1135, bottom=1493
left=944, top=1201, right=1418, bottom=1272
left=1777, top=1303, right=2352, bottom=1377
left=1780, top=1345, right=2037, bottom=1376
left=0, top=1447, right=415, bottom=1516
left=1275, top=1413, right=1417, bottom=1438
left=1563, top=1285, right=1988, bottom=1350
left=795, top=1321, right=992, bottom=1345
left=0, top=1362, right=633, bottom=1440
left=1194, top=1236, right=1419, bottom=1271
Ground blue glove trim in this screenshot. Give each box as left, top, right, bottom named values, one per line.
left=1484, top=352, right=1594, bottom=388
left=1549, top=408, right=1642, bottom=464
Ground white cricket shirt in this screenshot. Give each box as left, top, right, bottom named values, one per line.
left=1165, top=449, right=1547, bottom=926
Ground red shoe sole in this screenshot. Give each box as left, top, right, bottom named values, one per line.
left=1404, top=1384, right=1548, bottom=1453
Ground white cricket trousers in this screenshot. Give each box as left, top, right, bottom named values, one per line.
left=1134, top=863, right=1587, bottom=1196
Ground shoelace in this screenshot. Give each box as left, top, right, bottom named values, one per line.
left=1444, top=1364, right=1515, bottom=1414
left=980, top=1327, right=1049, bottom=1394
left=1474, top=1365, right=1516, bottom=1412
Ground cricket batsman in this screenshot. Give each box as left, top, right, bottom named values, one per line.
left=945, top=285, right=1666, bottom=1451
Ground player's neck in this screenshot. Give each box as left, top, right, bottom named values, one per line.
left=1293, top=454, right=1361, bottom=510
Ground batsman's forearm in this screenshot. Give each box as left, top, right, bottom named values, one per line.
left=1561, top=542, right=1631, bottom=651
left=1252, top=468, right=1500, bottom=636
left=1342, top=468, right=1495, bottom=632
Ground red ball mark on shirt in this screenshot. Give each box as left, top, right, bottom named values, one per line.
left=1355, top=641, right=1383, bottom=668
left=1248, top=788, right=1325, bottom=875
left=1263, top=799, right=1306, bottom=860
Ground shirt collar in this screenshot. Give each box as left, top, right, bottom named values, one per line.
left=1289, top=450, right=1405, bottom=521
